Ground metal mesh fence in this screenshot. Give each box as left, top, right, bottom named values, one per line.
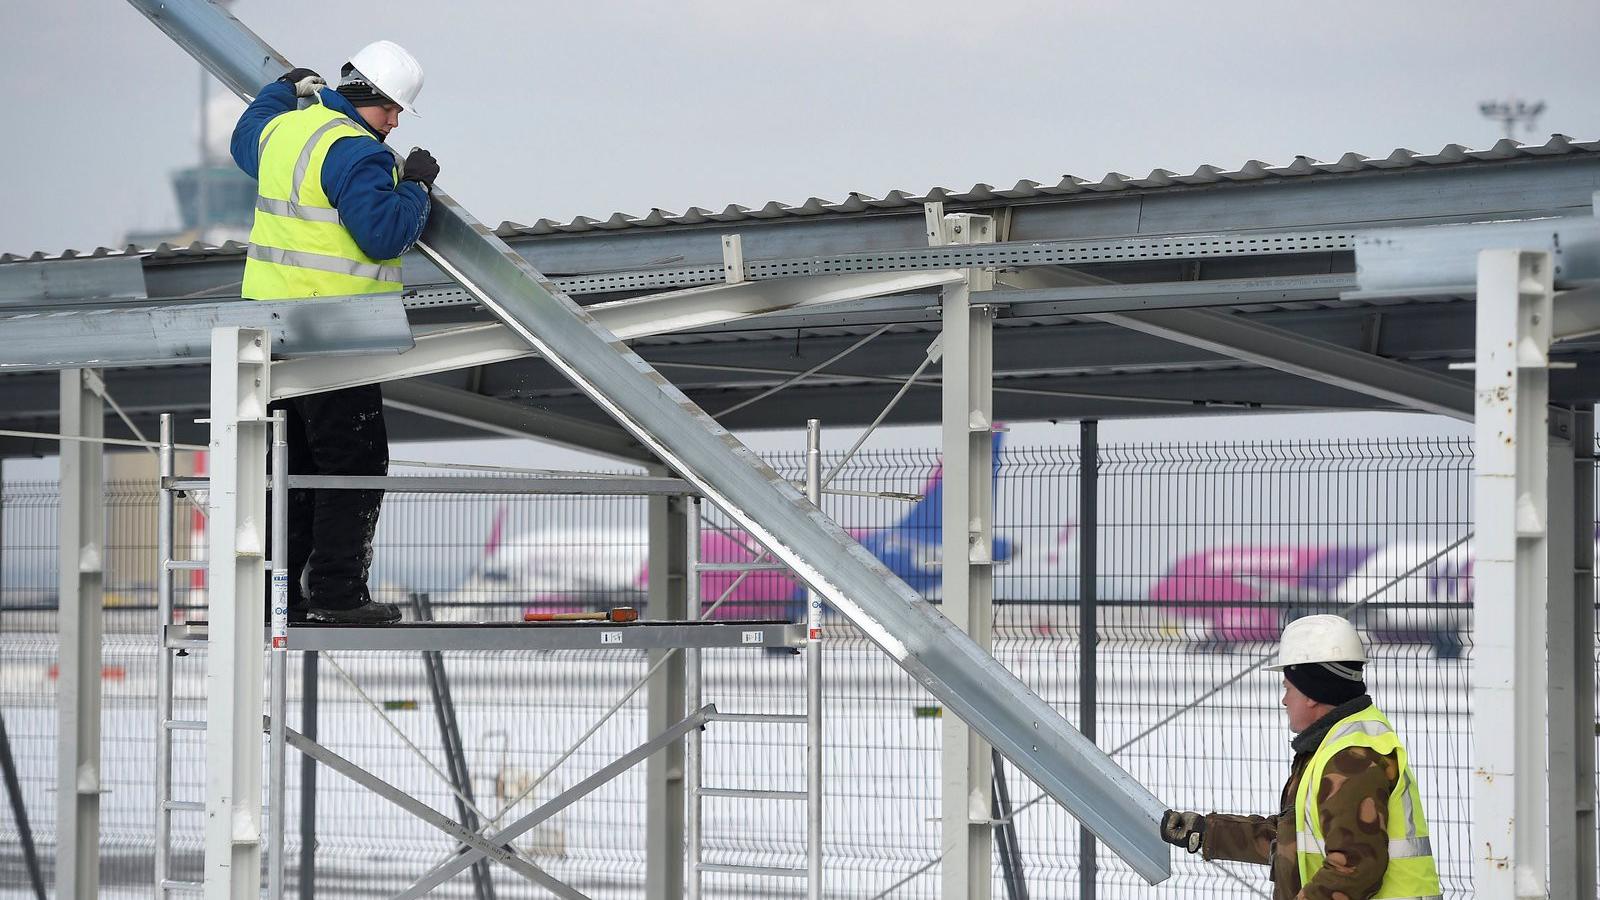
left=0, top=436, right=1589, bottom=898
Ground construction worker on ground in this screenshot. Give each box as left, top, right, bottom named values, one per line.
left=1159, top=615, right=1441, bottom=900
left=230, top=41, right=439, bottom=624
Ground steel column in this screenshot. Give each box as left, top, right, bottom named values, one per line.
left=56, top=368, right=104, bottom=899
left=127, top=4, right=1174, bottom=880
left=1471, top=249, right=1551, bottom=899
left=1078, top=419, right=1099, bottom=900
left=805, top=419, right=825, bottom=899
left=268, top=411, right=288, bottom=900
left=204, top=327, right=271, bottom=900
left=685, top=503, right=705, bottom=900
left=645, top=483, right=688, bottom=900
left=940, top=212, right=996, bottom=899
left=1549, top=406, right=1597, bottom=900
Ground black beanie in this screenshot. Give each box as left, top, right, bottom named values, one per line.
left=1284, top=661, right=1366, bottom=705
left=337, top=62, right=391, bottom=109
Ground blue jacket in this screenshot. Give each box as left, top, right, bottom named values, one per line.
left=232, top=81, right=430, bottom=260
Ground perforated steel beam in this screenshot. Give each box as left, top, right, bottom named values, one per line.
left=128, top=0, right=1172, bottom=883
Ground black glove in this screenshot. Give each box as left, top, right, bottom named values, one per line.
left=277, top=67, right=326, bottom=98
left=402, top=147, right=439, bottom=191
left=1160, top=810, right=1206, bottom=854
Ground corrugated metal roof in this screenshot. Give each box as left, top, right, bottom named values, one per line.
left=4, top=135, right=1596, bottom=263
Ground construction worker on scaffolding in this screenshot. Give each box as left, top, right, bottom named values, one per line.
left=230, top=41, right=439, bottom=624
left=1159, top=615, right=1442, bottom=900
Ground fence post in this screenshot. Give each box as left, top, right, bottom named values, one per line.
left=1079, top=420, right=1099, bottom=900
left=298, top=650, right=317, bottom=900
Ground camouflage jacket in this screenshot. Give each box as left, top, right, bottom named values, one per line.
left=1202, top=696, right=1401, bottom=900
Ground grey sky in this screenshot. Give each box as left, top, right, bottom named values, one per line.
left=0, top=0, right=1575, bottom=478
left=2, top=0, right=1596, bottom=255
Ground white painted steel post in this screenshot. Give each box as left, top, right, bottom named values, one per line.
left=155, top=413, right=177, bottom=894
left=1472, top=249, right=1551, bottom=900
left=267, top=411, right=289, bottom=900
left=56, top=368, right=104, bottom=899
left=804, top=419, right=824, bottom=900
left=204, top=327, right=272, bottom=900
left=684, top=501, right=704, bottom=900
left=646, top=478, right=688, bottom=900
left=939, top=213, right=996, bottom=900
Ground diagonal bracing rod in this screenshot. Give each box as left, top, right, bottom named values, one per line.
left=125, top=0, right=1172, bottom=882
left=279, top=724, right=587, bottom=900
left=396, top=706, right=720, bottom=898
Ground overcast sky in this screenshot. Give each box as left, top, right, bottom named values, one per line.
left=2, top=0, right=1596, bottom=255
left=0, top=0, right=1584, bottom=476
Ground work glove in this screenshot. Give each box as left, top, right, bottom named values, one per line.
left=402, top=147, right=440, bottom=191
left=277, top=67, right=326, bottom=98
left=1160, top=810, right=1206, bottom=854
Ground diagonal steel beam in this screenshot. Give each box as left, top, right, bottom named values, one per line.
left=279, top=724, right=585, bottom=899
left=1089, top=306, right=1475, bottom=420
left=1002, top=267, right=1474, bottom=420
left=127, top=0, right=1172, bottom=883
left=383, top=379, right=650, bottom=464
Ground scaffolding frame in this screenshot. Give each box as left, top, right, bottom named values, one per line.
left=154, top=390, right=829, bottom=898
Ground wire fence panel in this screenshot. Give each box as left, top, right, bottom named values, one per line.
left=0, top=437, right=1590, bottom=899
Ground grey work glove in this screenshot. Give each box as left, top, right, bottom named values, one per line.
left=278, top=67, right=326, bottom=98
left=1160, top=809, right=1206, bottom=854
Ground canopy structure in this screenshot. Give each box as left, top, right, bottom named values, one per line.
left=3, top=4, right=1597, bottom=897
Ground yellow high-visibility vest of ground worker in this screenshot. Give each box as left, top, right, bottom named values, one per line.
left=1295, top=699, right=1441, bottom=898
left=241, top=100, right=403, bottom=300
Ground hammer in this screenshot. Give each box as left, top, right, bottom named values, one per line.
left=524, top=607, right=639, bottom=623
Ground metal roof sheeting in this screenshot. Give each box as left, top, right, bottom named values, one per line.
left=4, top=135, right=1596, bottom=263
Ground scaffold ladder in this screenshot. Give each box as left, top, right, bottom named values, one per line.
left=151, top=413, right=207, bottom=896
left=685, top=512, right=822, bottom=894
left=686, top=420, right=825, bottom=897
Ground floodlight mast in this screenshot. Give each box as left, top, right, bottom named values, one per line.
left=123, top=0, right=1174, bottom=886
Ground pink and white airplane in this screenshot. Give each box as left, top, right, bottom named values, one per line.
left=425, top=434, right=1083, bottom=622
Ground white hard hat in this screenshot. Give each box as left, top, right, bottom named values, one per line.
left=345, top=40, right=424, bottom=115
left=1265, top=614, right=1367, bottom=671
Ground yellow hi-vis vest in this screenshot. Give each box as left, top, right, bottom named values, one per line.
left=1295, top=704, right=1442, bottom=899
left=241, top=101, right=403, bottom=300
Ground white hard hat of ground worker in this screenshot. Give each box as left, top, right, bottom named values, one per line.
left=345, top=40, right=425, bottom=115
left=1265, top=614, right=1368, bottom=671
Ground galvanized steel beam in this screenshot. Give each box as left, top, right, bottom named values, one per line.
left=127, top=0, right=1173, bottom=882
left=0, top=295, right=413, bottom=370
left=269, top=269, right=961, bottom=400
left=382, top=379, right=650, bottom=464
left=1087, top=307, right=1475, bottom=419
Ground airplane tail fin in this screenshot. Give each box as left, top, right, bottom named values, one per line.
left=484, top=505, right=508, bottom=559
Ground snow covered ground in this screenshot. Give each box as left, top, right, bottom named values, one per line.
left=0, top=620, right=1508, bottom=898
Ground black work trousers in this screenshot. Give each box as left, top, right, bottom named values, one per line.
left=268, top=384, right=388, bottom=610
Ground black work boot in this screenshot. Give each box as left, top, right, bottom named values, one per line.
left=293, top=585, right=402, bottom=625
